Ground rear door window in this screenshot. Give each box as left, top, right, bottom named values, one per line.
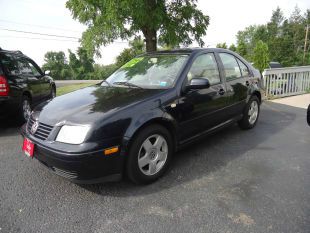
left=219, top=53, right=242, bottom=81
left=26, top=60, right=41, bottom=76
left=17, top=59, right=33, bottom=76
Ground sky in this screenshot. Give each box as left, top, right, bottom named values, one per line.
left=0, top=0, right=309, bottom=66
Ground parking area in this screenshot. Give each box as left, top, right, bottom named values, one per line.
left=0, top=101, right=309, bottom=233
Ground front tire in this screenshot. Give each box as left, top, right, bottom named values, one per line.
left=238, top=96, right=260, bottom=130
left=126, top=124, right=173, bottom=184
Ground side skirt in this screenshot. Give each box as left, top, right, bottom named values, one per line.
left=177, top=115, right=242, bottom=151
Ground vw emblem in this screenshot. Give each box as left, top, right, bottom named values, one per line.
left=31, top=121, right=39, bottom=134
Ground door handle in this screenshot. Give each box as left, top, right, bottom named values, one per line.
left=218, top=89, right=225, bottom=95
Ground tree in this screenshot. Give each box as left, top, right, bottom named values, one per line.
left=236, top=40, right=248, bottom=58
left=235, top=6, right=310, bottom=66
left=68, top=47, right=94, bottom=79
left=92, top=63, right=118, bottom=80
left=42, top=51, right=72, bottom=80
left=267, top=6, right=284, bottom=38
left=229, top=44, right=237, bottom=52
left=116, top=36, right=145, bottom=66
left=253, top=40, right=270, bottom=73
left=216, top=42, right=227, bottom=49
left=66, top=0, right=209, bottom=54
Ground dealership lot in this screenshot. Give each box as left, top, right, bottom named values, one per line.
left=0, top=102, right=309, bottom=233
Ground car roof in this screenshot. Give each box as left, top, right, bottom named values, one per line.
left=0, top=48, right=31, bottom=61
left=269, top=62, right=282, bottom=68
left=0, top=48, right=23, bottom=55
left=144, top=47, right=233, bottom=55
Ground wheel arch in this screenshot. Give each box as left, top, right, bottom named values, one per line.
left=22, top=90, right=32, bottom=102
left=251, top=90, right=262, bottom=104
left=124, top=117, right=178, bottom=155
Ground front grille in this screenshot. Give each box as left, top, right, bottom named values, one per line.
left=52, top=167, right=78, bottom=179
left=27, top=117, right=53, bottom=140
left=37, top=159, right=78, bottom=179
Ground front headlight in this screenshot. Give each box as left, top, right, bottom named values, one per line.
left=56, top=125, right=90, bottom=145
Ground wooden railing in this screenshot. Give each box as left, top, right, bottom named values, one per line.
left=263, top=66, right=310, bottom=98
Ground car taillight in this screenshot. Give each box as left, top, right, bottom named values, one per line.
left=0, top=75, right=9, bottom=96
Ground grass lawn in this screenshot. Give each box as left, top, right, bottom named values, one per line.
left=56, top=83, right=94, bottom=96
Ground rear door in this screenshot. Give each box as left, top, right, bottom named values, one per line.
left=217, top=53, right=249, bottom=118
left=176, top=52, right=230, bottom=141
left=17, top=58, right=42, bottom=104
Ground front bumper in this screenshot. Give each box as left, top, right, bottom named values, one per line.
left=21, top=125, right=125, bottom=184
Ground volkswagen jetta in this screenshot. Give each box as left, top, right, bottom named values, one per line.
left=21, top=48, right=263, bottom=184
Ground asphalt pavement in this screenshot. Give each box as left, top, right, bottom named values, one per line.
left=0, top=102, right=309, bottom=233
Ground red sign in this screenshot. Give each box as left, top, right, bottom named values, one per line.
left=22, top=138, right=34, bottom=158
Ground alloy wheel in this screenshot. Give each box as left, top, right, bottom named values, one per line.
left=248, top=101, right=258, bottom=125
left=22, top=99, right=31, bottom=121
left=138, top=134, right=168, bottom=176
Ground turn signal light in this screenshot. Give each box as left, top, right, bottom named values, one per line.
left=104, top=146, right=119, bottom=155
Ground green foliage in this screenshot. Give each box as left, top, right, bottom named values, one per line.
left=68, top=47, right=94, bottom=79
left=228, top=44, right=237, bottom=52
left=42, top=37, right=147, bottom=81
left=116, top=36, right=145, bottom=67
left=42, top=51, right=72, bottom=80
left=235, top=6, right=310, bottom=66
left=216, top=43, right=227, bottom=49
left=92, top=64, right=118, bottom=80
left=66, top=0, right=209, bottom=54
left=236, top=40, right=248, bottom=58
left=253, top=40, right=270, bottom=73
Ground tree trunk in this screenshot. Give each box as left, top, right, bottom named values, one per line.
left=144, top=28, right=157, bottom=52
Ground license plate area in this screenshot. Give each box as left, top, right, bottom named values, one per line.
left=22, top=138, right=35, bottom=158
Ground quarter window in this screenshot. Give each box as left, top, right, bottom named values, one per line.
left=187, top=53, right=221, bottom=85
left=219, top=53, right=242, bottom=81
left=237, top=59, right=250, bottom=77
left=0, top=54, right=20, bottom=75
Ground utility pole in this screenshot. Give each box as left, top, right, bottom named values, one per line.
left=303, top=25, right=309, bottom=65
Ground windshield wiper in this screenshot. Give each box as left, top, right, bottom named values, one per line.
left=113, top=81, right=143, bottom=89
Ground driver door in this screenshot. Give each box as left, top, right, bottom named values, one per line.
left=26, top=59, right=51, bottom=99
left=176, top=53, right=230, bottom=141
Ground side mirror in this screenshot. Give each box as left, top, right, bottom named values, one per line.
left=44, top=70, right=51, bottom=75
left=187, top=78, right=210, bottom=90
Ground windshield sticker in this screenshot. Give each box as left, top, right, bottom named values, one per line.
left=160, top=81, right=167, bottom=87
left=122, top=57, right=143, bottom=68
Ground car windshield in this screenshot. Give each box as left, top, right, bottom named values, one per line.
left=103, top=55, right=188, bottom=89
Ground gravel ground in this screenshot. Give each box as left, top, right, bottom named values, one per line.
left=0, top=102, right=309, bottom=233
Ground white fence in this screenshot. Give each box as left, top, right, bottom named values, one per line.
left=263, top=66, right=310, bottom=98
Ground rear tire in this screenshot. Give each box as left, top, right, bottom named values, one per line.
left=126, top=124, right=173, bottom=185
left=238, top=96, right=260, bottom=130
left=18, top=95, right=32, bottom=123
left=50, top=86, right=56, bottom=99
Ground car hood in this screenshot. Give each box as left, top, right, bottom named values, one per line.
left=36, top=85, right=163, bottom=125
